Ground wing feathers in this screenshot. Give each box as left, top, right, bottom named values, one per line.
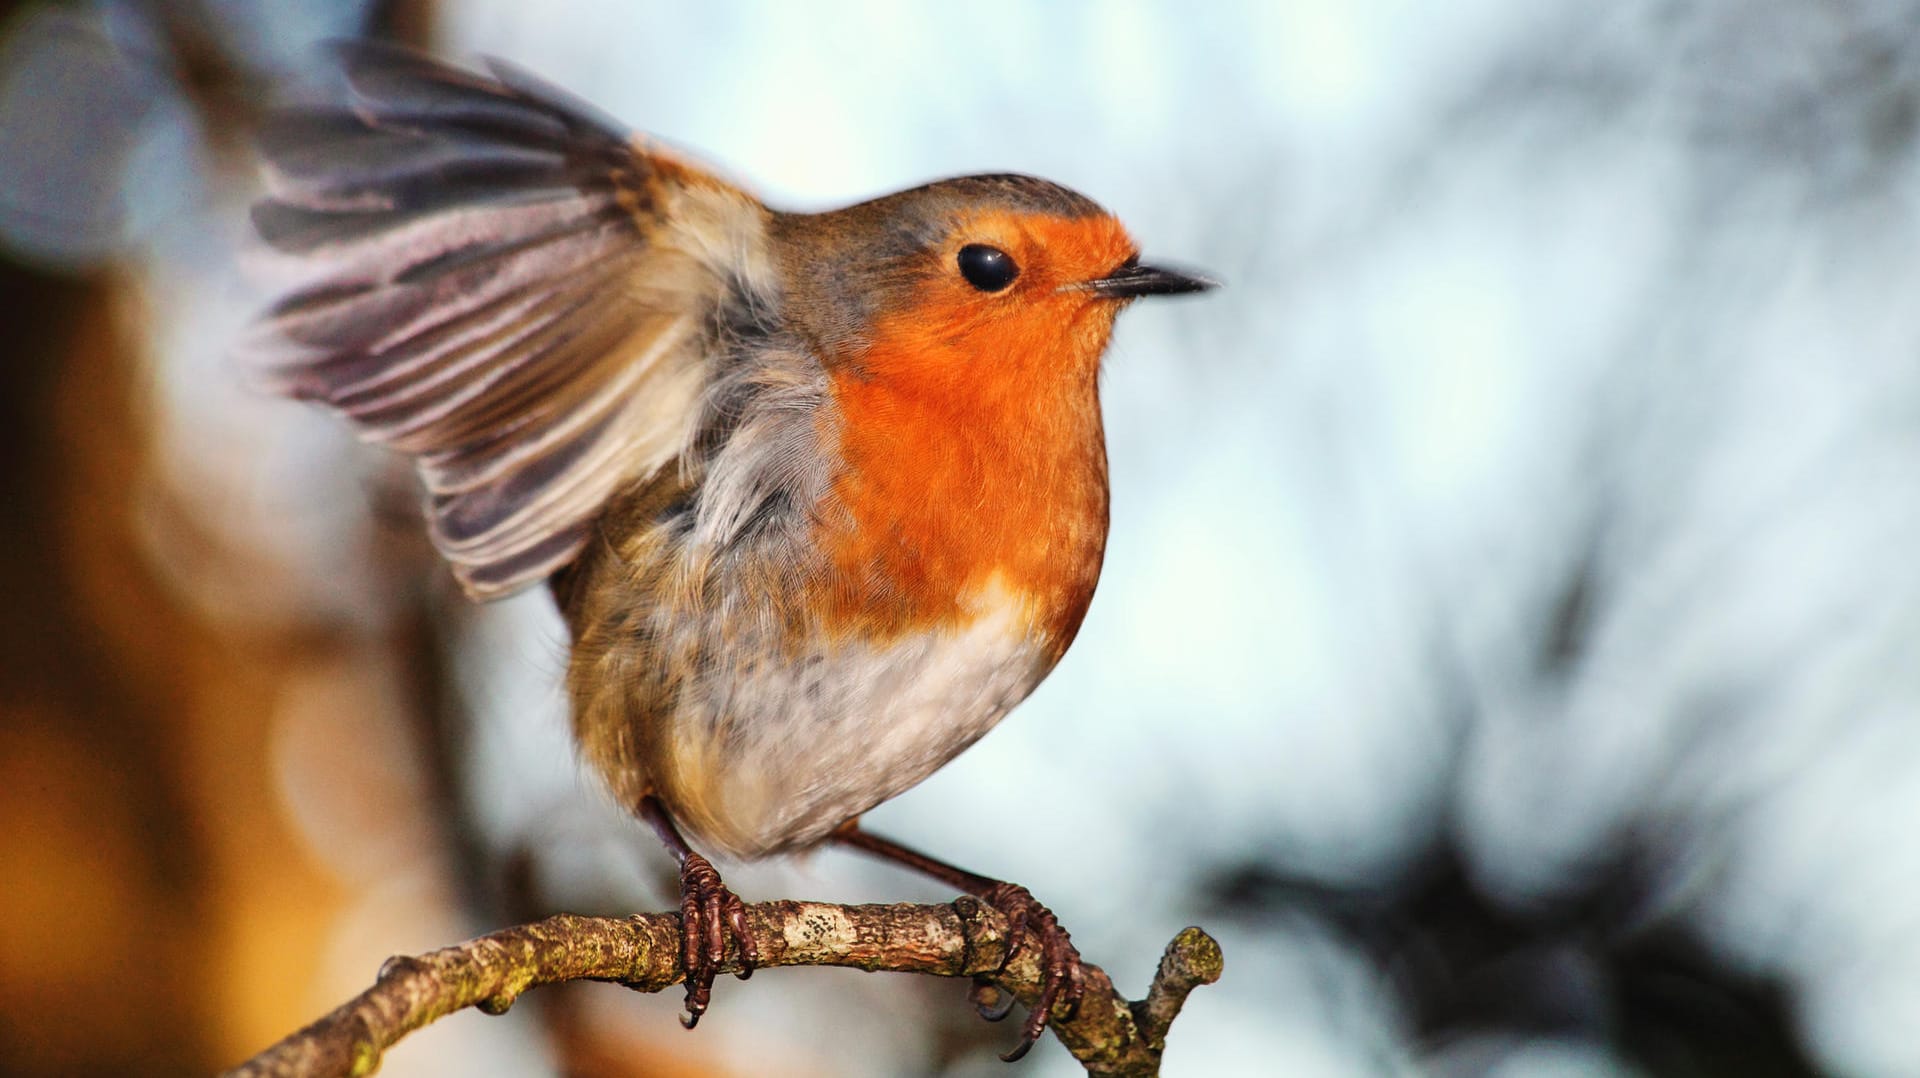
left=248, top=43, right=761, bottom=599
left=337, top=45, right=581, bottom=143
left=259, top=111, right=574, bottom=212
left=416, top=308, right=693, bottom=495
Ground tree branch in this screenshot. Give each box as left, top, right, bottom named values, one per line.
left=225, top=898, right=1221, bottom=1077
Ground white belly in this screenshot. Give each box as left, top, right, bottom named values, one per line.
left=657, top=586, right=1053, bottom=858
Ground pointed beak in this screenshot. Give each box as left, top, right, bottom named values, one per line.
left=1085, top=259, right=1219, bottom=299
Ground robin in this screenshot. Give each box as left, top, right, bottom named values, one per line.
left=250, top=41, right=1215, bottom=1060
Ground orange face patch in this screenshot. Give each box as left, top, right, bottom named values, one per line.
left=863, top=210, right=1138, bottom=376
left=809, top=211, right=1135, bottom=648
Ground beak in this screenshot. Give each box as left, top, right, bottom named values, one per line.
left=1084, top=259, right=1219, bottom=299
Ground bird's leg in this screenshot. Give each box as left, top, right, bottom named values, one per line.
left=832, top=822, right=1085, bottom=1062
left=638, top=796, right=758, bottom=1028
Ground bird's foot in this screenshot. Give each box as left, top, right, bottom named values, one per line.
left=675, top=851, right=757, bottom=1029
left=981, top=882, right=1086, bottom=1061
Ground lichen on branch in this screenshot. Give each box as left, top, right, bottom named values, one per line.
left=225, top=898, right=1220, bottom=1078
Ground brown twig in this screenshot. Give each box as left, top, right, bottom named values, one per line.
left=225, top=898, right=1221, bottom=1078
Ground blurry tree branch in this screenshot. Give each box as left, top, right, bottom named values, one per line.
left=224, top=898, right=1221, bottom=1078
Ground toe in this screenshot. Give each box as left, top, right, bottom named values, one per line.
left=976, top=881, right=1085, bottom=1058
left=678, top=892, right=702, bottom=982
left=705, top=891, right=726, bottom=977
left=726, top=896, right=757, bottom=979
left=1062, top=960, right=1087, bottom=1020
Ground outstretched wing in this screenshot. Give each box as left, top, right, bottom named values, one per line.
left=248, top=42, right=768, bottom=599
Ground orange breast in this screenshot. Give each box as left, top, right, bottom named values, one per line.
left=812, top=290, right=1119, bottom=653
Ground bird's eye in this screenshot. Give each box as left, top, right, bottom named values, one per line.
left=957, top=244, right=1019, bottom=292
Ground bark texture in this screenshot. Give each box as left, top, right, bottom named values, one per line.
left=226, top=898, right=1222, bottom=1077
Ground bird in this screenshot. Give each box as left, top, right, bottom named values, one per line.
left=247, top=40, right=1215, bottom=1060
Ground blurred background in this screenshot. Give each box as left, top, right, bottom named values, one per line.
left=4, top=1, right=1919, bottom=1075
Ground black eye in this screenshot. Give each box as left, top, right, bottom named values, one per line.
left=957, top=244, right=1019, bottom=292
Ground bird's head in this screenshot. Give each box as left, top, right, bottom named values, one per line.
left=770, top=174, right=1213, bottom=404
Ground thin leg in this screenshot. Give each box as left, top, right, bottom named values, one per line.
left=832, top=822, right=1086, bottom=1061
left=833, top=824, right=999, bottom=894
left=639, top=796, right=758, bottom=1028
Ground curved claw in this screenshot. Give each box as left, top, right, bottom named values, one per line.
left=981, top=882, right=1087, bottom=1061
left=674, top=852, right=755, bottom=1029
